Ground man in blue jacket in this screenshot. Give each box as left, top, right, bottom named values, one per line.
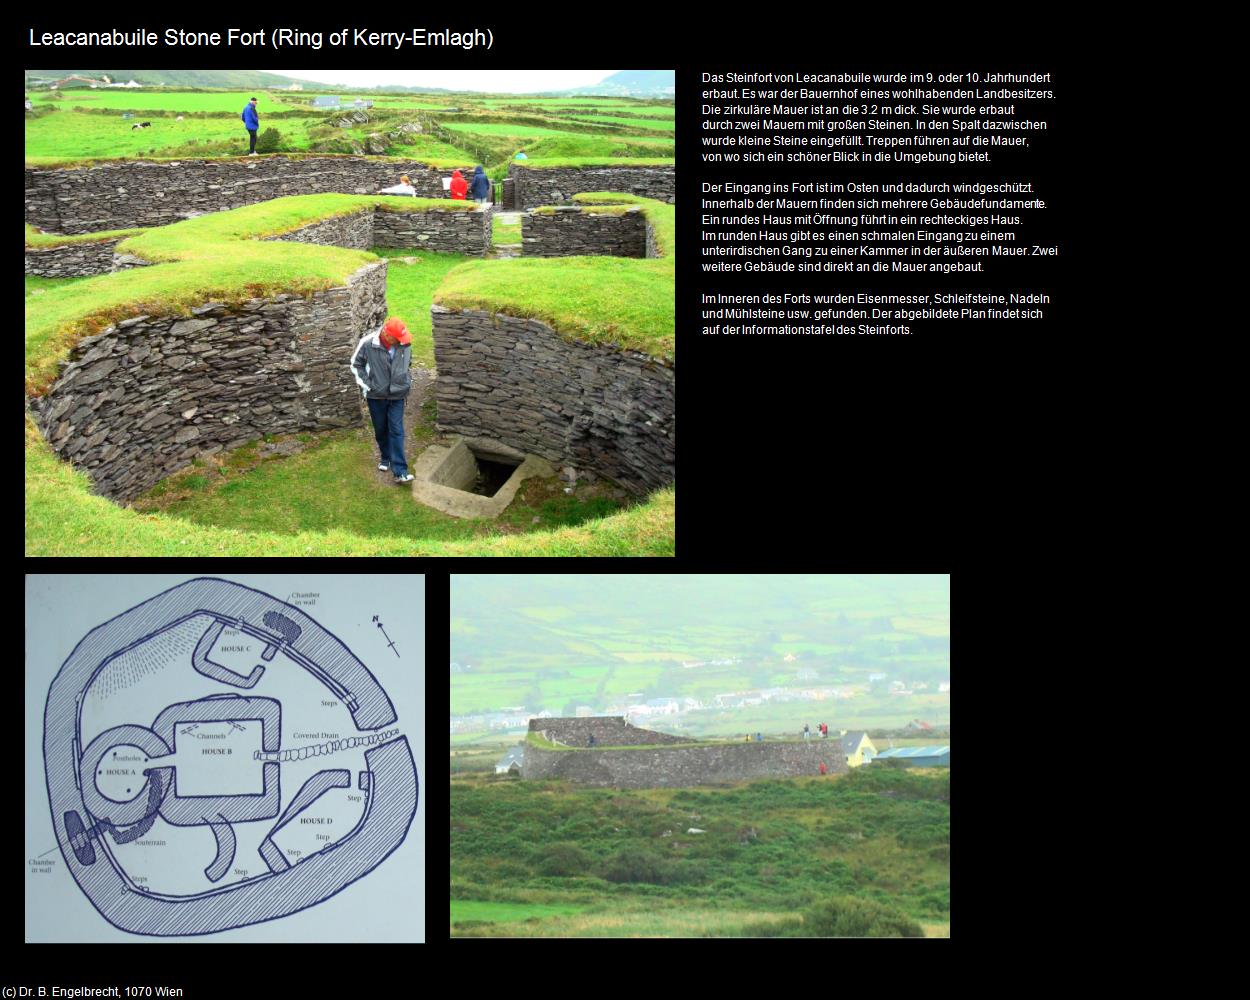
left=241, top=97, right=259, bottom=155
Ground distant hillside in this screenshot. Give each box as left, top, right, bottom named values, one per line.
left=450, top=575, right=950, bottom=730
left=25, top=70, right=304, bottom=89
left=555, top=70, right=675, bottom=98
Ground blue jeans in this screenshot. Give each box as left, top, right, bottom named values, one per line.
left=366, top=397, right=408, bottom=477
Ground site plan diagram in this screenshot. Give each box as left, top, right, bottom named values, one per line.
left=25, top=575, right=425, bottom=943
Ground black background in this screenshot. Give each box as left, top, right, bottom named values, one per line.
left=18, top=11, right=1080, bottom=978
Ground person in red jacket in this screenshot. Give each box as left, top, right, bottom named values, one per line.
left=819, top=761, right=828, bottom=776
left=449, top=169, right=468, bottom=200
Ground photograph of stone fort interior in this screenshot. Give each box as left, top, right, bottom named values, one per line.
left=25, top=69, right=674, bottom=556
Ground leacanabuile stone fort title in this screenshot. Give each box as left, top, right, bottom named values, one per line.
left=28, top=27, right=493, bottom=50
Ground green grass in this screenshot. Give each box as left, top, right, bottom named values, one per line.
left=26, top=274, right=89, bottom=299
left=436, top=256, right=673, bottom=360
left=26, top=223, right=147, bottom=247
left=25, top=148, right=475, bottom=171
left=514, top=156, right=675, bottom=169
left=24, top=411, right=675, bottom=555
left=128, top=415, right=630, bottom=543
left=29, top=91, right=305, bottom=113
left=450, top=767, right=949, bottom=937
left=451, top=900, right=586, bottom=924
left=572, top=115, right=676, bottom=132
left=492, top=216, right=521, bottom=245
left=439, top=194, right=673, bottom=360
left=368, top=249, right=473, bottom=367
left=444, top=122, right=606, bottom=138
left=25, top=110, right=326, bottom=160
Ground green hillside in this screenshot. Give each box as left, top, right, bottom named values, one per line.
left=451, top=575, right=949, bottom=731
left=451, top=765, right=949, bottom=937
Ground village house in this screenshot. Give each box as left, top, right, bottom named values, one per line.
left=495, top=747, right=525, bottom=775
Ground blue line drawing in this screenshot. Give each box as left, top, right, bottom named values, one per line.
left=42, top=577, right=419, bottom=937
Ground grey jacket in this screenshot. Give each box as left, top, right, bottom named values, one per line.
left=349, top=330, right=412, bottom=400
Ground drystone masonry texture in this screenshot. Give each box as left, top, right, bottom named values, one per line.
left=432, top=308, right=675, bottom=495
left=24, top=156, right=476, bottom=234
left=24, top=238, right=144, bottom=277
left=33, top=261, right=388, bottom=503
left=528, top=717, right=688, bottom=747
left=509, top=164, right=675, bottom=210
left=522, top=206, right=649, bottom=258
left=523, top=740, right=849, bottom=788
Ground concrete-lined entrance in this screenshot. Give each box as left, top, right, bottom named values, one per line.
left=410, top=435, right=554, bottom=518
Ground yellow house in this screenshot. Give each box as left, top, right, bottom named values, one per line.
left=838, top=730, right=877, bottom=767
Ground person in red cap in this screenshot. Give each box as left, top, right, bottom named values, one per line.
left=349, top=317, right=415, bottom=483
left=448, top=169, right=468, bottom=200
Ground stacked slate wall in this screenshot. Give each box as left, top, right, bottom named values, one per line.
left=25, top=156, right=475, bottom=234
left=509, top=164, right=675, bottom=210
left=373, top=205, right=491, bottom=254
left=528, top=717, right=686, bottom=748
left=523, top=740, right=848, bottom=788
left=33, top=261, right=387, bottom=502
left=25, top=238, right=148, bottom=277
left=432, top=307, right=675, bottom=495
left=522, top=206, right=648, bottom=258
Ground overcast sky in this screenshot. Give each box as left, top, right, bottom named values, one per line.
left=270, top=70, right=617, bottom=93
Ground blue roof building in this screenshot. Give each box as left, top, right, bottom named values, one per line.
left=311, top=96, right=341, bottom=108
left=872, top=746, right=949, bottom=767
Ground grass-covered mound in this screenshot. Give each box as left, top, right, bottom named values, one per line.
left=513, top=156, right=675, bottom=170
left=25, top=149, right=473, bottom=170
left=24, top=193, right=480, bottom=394
left=436, top=194, right=674, bottom=361
left=25, top=223, right=148, bottom=247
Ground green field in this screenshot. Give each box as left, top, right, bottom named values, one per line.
left=451, top=766, right=948, bottom=937
left=27, top=90, right=675, bottom=168
left=30, top=90, right=296, bottom=112
left=572, top=115, right=676, bottom=131
left=25, top=111, right=320, bottom=159
left=451, top=900, right=587, bottom=924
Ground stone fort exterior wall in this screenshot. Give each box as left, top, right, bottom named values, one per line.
left=522, top=718, right=847, bottom=788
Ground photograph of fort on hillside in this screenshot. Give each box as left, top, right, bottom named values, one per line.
left=25, top=69, right=674, bottom=556
left=451, top=574, right=950, bottom=938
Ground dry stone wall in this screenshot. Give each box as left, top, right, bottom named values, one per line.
left=32, top=261, right=387, bottom=502
left=522, top=206, right=649, bottom=258
left=431, top=308, right=674, bottom=495
left=523, top=739, right=849, bottom=788
left=25, top=156, right=475, bottom=234
left=25, top=238, right=133, bottom=277
left=528, top=717, right=687, bottom=748
left=373, top=205, right=491, bottom=254
left=509, top=164, right=675, bottom=210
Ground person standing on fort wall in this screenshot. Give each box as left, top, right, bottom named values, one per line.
left=241, top=97, right=259, bottom=155
left=803, top=724, right=811, bottom=741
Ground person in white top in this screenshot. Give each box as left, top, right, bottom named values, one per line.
left=378, top=173, right=416, bottom=196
